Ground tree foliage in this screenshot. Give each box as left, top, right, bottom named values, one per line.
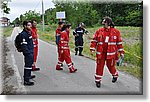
left=0, top=0, right=10, bottom=14
left=45, top=1, right=143, bottom=27
left=13, top=1, right=143, bottom=27
left=12, top=10, right=41, bottom=25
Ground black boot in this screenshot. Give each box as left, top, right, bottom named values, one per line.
left=79, top=47, right=83, bottom=56
left=75, top=47, right=78, bottom=55
left=24, top=81, right=34, bottom=86
left=30, top=75, right=36, bottom=79
left=24, top=75, right=36, bottom=79
left=24, top=69, right=34, bottom=86
left=79, top=53, right=84, bottom=56
left=75, top=51, right=78, bottom=55
left=112, top=77, right=118, bottom=83
left=95, top=81, right=101, bottom=88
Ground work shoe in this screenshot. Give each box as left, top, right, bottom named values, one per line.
left=24, top=81, right=34, bottom=86
left=70, top=69, right=77, bottom=73
left=30, top=75, right=36, bottom=79
left=69, top=66, right=77, bottom=73
left=75, top=52, right=78, bottom=55
left=56, top=67, right=63, bottom=70
left=56, top=65, right=63, bottom=70
left=79, top=54, right=84, bottom=56
left=32, top=67, right=40, bottom=71
left=112, top=77, right=118, bottom=83
left=95, top=81, right=101, bottom=88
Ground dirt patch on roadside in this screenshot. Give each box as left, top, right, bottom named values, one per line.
left=1, top=37, right=17, bottom=95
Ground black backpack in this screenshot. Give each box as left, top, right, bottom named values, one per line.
left=14, top=33, right=23, bottom=52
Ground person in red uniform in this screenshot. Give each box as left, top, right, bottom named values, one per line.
left=55, top=21, right=64, bottom=70
left=31, top=20, right=40, bottom=71
left=56, top=24, right=77, bottom=73
left=90, top=17, right=124, bottom=88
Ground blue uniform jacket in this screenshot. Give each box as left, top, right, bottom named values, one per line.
left=20, top=29, right=34, bottom=55
left=73, top=27, right=88, bottom=44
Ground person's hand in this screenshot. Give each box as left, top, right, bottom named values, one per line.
left=90, top=51, right=94, bottom=56
left=60, top=50, right=63, bottom=54
left=75, top=34, right=79, bottom=37
left=36, top=34, right=39, bottom=38
left=120, top=54, right=124, bottom=58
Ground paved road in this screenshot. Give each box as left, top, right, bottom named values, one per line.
left=0, top=28, right=3, bottom=94
left=6, top=27, right=142, bottom=94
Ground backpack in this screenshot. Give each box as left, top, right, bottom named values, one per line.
left=56, top=35, right=60, bottom=45
left=14, top=33, right=23, bottom=52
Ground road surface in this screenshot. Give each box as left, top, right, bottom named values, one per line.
left=5, top=27, right=142, bottom=95
left=0, top=28, right=3, bottom=94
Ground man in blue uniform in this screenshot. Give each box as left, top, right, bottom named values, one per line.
left=20, top=21, right=34, bottom=86
left=73, top=22, right=89, bottom=56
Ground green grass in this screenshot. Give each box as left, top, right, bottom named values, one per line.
left=124, top=42, right=143, bottom=67
left=116, top=26, right=142, bottom=38
left=37, top=25, right=143, bottom=79
left=2, top=27, right=13, bottom=37
left=116, top=65, right=142, bottom=79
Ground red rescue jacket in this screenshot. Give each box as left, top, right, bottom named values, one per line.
left=58, top=30, right=70, bottom=50
left=56, top=27, right=61, bottom=37
left=90, top=27, right=124, bottom=59
left=31, top=27, right=38, bottom=47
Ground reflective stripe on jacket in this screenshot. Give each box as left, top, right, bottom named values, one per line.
left=90, top=27, right=124, bottom=59
left=58, top=30, right=70, bottom=50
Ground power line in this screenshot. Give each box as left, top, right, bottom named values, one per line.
left=34, top=0, right=41, bottom=11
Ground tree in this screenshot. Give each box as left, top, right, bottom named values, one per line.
left=92, top=2, right=143, bottom=26
left=12, top=10, right=41, bottom=25
left=13, top=1, right=143, bottom=27
left=51, top=0, right=99, bottom=27
left=0, top=0, right=11, bottom=14
left=23, top=10, right=41, bottom=23
left=12, top=17, right=20, bottom=26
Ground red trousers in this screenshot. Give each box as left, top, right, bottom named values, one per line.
left=59, top=49, right=72, bottom=65
left=33, top=45, right=38, bottom=64
left=95, top=53, right=118, bottom=82
left=56, top=48, right=76, bottom=72
left=57, top=46, right=61, bottom=63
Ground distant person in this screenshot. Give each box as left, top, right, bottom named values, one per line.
left=73, top=22, right=89, bottom=56
left=90, top=17, right=124, bottom=88
left=31, top=20, right=40, bottom=71
left=55, top=21, right=64, bottom=70
left=56, top=24, right=77, bottom=73
left=20, top=21, right=35, bottom=86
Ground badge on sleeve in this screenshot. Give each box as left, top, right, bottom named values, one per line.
left=114, top=36, right=117, bottom=39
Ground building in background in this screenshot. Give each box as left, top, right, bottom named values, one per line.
left=0, top=17, right=10, bottom=26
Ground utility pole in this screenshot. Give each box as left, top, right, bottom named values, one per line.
left=42, top=0, right=45, bottom=31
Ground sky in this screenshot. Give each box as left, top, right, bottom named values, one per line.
left=3, top=0, right=143, bottom=22
left=6, top=0, right=55, bottom=22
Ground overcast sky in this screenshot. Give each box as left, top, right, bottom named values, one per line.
left=6, top=0, right=55, bottom=22
left=5, top=0, right=143, bottom=22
